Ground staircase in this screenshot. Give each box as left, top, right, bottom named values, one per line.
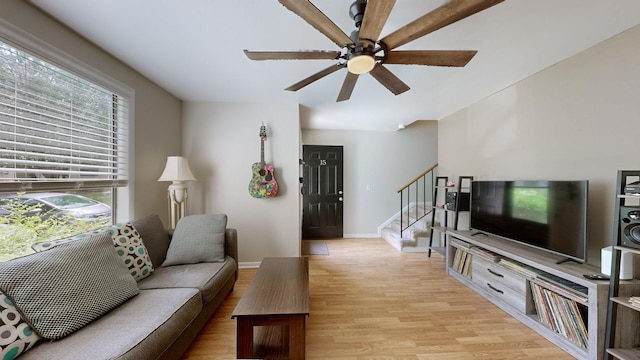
left=380, top=203, right=434, bottom=252
left=379, top=164, right=441, bottom=253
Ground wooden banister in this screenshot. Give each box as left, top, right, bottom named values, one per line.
left=396, top=163, right=438, bottom=193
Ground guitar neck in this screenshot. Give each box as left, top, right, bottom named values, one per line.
left=259, top=124, right=267, bottom=166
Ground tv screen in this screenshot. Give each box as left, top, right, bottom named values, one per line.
left=470, top=180, right=588, bottom=263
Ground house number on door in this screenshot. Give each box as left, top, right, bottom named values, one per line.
left=320, top=159, right=327, bottom=166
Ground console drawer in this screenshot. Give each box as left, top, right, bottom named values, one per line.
left=472, top=267, right=528, bottom=313
left=471, top=255, right=528, bottom=294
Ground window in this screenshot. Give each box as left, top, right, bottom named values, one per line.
left=0, top=33, right=131, bottom=261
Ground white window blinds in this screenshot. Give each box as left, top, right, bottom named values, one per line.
left=0, top=41, right=129, bottom=192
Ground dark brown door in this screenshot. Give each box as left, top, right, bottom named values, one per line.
left=302, top=145, right=343, bottom=239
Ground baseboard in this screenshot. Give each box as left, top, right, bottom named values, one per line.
left=343, top=234, right=379, bottom=238
left=238, top=237, right=378, bottom=267
left=239, top=261, right=261, bottom=269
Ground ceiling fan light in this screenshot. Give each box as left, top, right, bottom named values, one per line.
left=347, top=54, right=375, bottom=74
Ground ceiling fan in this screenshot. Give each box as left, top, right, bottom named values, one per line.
left=244, top=0, right=505, bottom=102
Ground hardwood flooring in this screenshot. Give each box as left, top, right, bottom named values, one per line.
left=182, top=238, right=573, bottom=359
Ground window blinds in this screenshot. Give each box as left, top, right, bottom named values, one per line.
left=0, top=41, right=129, bottom=192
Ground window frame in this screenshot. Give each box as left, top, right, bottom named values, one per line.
left=0, top=17, right=134, bottom=221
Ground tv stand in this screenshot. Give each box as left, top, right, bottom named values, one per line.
left=470, top=231, right=488, bottom=237
left=445, top=229, right=640, bottom=360
left=555, top=257, right=582, bottom=265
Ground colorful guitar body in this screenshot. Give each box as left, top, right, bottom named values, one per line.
left=248, top=125, right=278, bottom=198
left=249, top=162, right=278, bottom=198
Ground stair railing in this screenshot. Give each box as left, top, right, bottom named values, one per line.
left=396, top=163, right=438, bottom=237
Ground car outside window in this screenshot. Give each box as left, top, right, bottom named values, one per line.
left=0, top=191, right=112, bottom=261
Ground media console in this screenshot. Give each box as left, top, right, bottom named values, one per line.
left=445, top=229, right=640, bottom=360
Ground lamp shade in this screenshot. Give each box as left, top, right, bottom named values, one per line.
left=157, top=156, right=196, bottom=182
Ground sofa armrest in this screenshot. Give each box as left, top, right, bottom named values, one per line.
left=225, top=228, right=238, bottom=280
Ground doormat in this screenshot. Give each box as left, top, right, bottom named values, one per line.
left=302, top=240, right=329, bottom=255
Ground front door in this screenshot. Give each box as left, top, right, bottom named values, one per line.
left=302, top=145, right=343, bottom=239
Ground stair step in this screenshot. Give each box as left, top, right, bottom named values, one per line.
left=380, top=228, right=404, bottom=251
left=401, top=238, right=418, bottom=248
left=387, top=227, right=428, bottom=240
left=401, top=211, right=431, bottom=222
left=381, top=203, right=437, bottom=253
left=400, top=218, right=430, bottom=227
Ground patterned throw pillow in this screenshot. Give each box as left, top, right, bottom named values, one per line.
left=31, top=222, right=154, bottom=281
left=104, top=223, right=154, bottom=281
left=0, top=231, right=139, bottom=340
left=0, top=292, right=40, bottom=360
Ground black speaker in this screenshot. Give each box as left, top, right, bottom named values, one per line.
left=445, top=192, right=470, bottom=211
left=620, top=206, right=640, bottom=249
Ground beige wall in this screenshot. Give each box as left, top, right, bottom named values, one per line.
left=182, top=101, right=301, bottom=265
left=0, top=0, right=182, bottom=224
left=182, top=104, right=438, bottom=263
left=438, top=25, right=640, bottom=265
left=302, top=121, right=438, bottom=236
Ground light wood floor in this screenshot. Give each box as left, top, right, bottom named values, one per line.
left=182, top=238, right=573, bottom=359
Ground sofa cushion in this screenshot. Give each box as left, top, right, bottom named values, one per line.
left=162, top=214, right=227, bottom=266
left=0, top=291, right=40, bottom=359
left=17, top=288, right=201, bottom=360
left=131, top=214, right=171, bottom=267
left=138, top=256, right=237, bottom=304
left=0, top=232, right=139, bottom=340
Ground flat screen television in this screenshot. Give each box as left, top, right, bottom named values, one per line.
left=470, top=180, right=588, bottom=263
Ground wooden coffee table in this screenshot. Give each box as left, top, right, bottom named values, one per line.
left=232, top=257, right=309, bottom=359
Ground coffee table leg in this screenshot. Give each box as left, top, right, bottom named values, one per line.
left=236, top=317, right=254, bottom=359
left=289, top=315, right=306, bottom=359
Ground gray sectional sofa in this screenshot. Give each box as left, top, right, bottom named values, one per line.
left=1, top=214, right=238, bottom=360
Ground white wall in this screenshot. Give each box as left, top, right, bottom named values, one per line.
left=0, top=0, right=182, bottom=224
left=439, top=25, right=640, bottom=265
left=302, top=121, right=438, bottom=236
left=182, top=101, right=301, bottom=264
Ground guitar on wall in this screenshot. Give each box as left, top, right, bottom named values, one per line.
left=248, top=124, right=278, bottom=198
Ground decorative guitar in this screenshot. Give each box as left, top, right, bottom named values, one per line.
left=248, top=125, right=278, bottom=198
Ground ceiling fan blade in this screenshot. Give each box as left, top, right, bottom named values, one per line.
left=385, top=50, right=477, bottom=67
left=244, top=50, right=341, bottom=61
left=358, top=0, right=396, bottom=47
left=380, top=0, right=504, bottom=50
left=278, top=0, right=353, bottom=48
left=285, top=63, right=345, bottom=91
left=337, top=72, right=359, bottom=102
left=369, top=64, right=410, bottom=95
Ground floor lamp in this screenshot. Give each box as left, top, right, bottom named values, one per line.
left=157, top=156, right=196, bottom=228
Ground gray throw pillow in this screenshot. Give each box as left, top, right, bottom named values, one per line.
left=131, top=214, right=171, bottom=266
left=0, top=232, right=139, bottom=340
left=162, top=214, right=227, bottom=266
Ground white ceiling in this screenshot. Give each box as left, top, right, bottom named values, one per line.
left=30, top=0, right=640, bottom=131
